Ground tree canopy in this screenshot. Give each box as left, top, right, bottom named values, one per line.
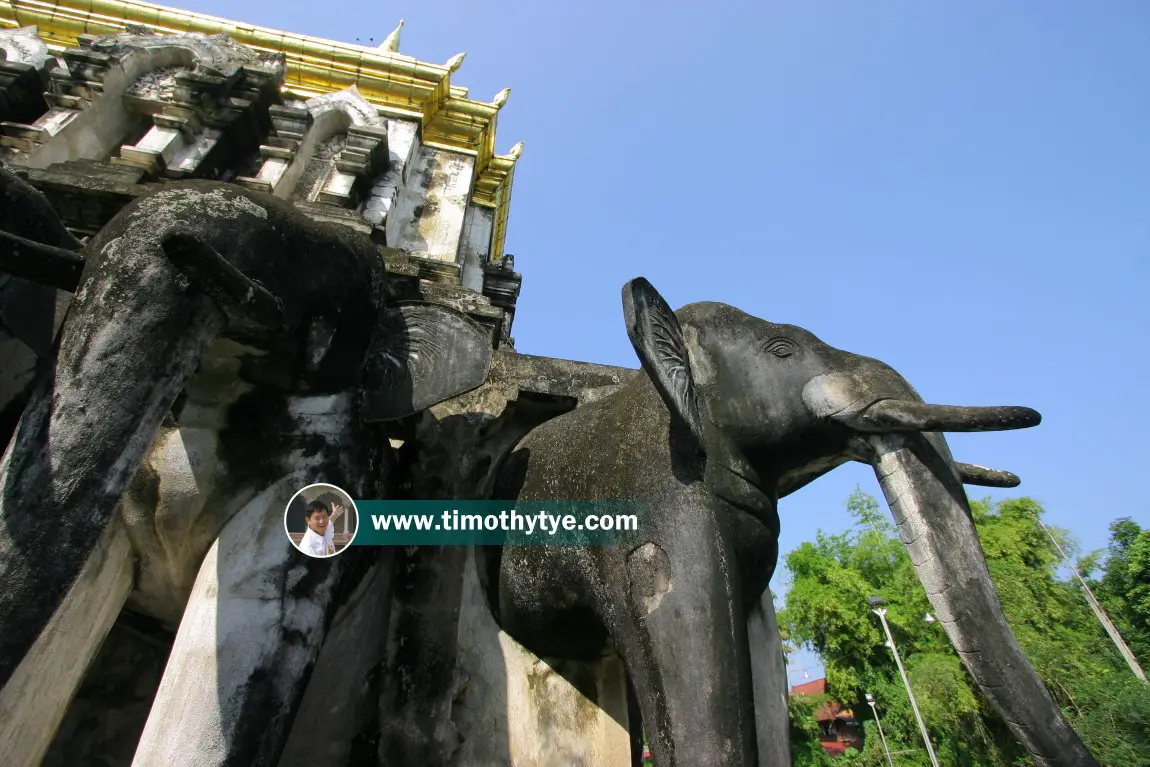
left=778, top=490, right=1150, bottom=767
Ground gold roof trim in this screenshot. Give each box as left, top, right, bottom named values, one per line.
left=1, top=0, right=521, bottom=257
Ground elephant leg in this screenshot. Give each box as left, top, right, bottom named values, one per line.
left=131, top=477, right=369, bottom=767
left=0, top=517, right=133, bottom=766
left=277, top=549, right=396, bottom=767
left=746, top=591, right=791, bottom=767
left=614, top=515, right=758, bottom=766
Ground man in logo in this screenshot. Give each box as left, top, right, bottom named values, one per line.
left=300, top=500, right=337, bottom=557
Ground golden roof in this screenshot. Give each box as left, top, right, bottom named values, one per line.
left=0, top=0, right=520, bottom=260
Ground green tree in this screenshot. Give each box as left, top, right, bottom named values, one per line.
left=1088, top=517, right=1150, bottom=667
left=780, top=490, right=1150, bottom=767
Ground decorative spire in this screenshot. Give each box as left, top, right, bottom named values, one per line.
left=379, top=18, right=404, bottom=52
left=492, top=88, right=510, bottom=109
left=508, top=141, right=524, bottom=160
left=444, top=52, right=466, bottom=73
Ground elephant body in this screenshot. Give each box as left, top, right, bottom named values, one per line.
left=485, top=364, right=782, bottom=765
left=481, top=279, right=1102, bottom=767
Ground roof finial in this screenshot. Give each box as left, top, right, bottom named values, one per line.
left=508, top=141, right=524, bottom=160
left=445, top=52, right=466, bottom=73
left=379, top=18, right=404, bottom=52
left=492, top=88, right=511, bottom=109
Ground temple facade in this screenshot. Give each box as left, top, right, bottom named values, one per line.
left=0, top=0, right=522, bottom=345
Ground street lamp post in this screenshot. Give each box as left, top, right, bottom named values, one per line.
left=868, top=597, right=941, bottom=767
left=865, top=692, right=895, bottom=767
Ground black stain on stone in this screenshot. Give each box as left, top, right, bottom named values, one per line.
left=226, top=665, right=291, bottom=767
left=218, top=389, right=295, bottom=492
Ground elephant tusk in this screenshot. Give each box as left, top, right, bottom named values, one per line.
left=955, top=462, right=1021, bottom=488
left=161, top=233, right=286, bottom=331
left=852, top=399, right=1041, bottom=433
left=0, top=229, right=85, bottom=291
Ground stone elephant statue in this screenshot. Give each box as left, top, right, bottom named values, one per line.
left=480, top=278, right=1100, bottom=767
left=0, top=178, right=493, bottom=766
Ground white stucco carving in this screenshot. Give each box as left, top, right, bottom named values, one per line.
left=305, top=85, right=384, bottom=128
left=0, top=26, right=51, bottom=69
left=87, top=28, right=286, bottom=78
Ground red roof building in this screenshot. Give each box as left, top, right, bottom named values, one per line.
left=789, top=678, right=863, bottom=756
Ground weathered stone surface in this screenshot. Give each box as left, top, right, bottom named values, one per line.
left=388, top=145, right=474, bottom=263
left=459, top=203, right=493, bottom=292
left=20, top=158, right=150, bottom=235
left=489, top=350, right=636, bottom=403
left=362, top=303, right=495, bottom=422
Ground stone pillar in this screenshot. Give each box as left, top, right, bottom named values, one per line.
left=458, top=204, right=494, bottom=293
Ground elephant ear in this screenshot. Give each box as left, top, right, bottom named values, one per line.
left=622, top=277, right=703, bottom=442
left=361, top=302, right=494, bottom=422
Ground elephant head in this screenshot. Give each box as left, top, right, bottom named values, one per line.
left=0, top=180, right=493, bottom=704
left=622, top=277, right=1094, bottom=766
left=487, top=277, right=1096, bottom=767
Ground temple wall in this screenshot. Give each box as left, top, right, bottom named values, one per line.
left=388, top=145, right=475, bottom=263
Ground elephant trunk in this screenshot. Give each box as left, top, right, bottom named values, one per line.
left=867, top=431, right=1099, bottom=767
left=618, top=512, right=759, bottom=766
left=0, top=240, right=226, bottom=691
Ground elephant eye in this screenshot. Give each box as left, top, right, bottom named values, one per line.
left=763, top=337, right=796, bottom=358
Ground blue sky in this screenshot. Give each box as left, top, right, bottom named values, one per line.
left=179, top=0, right=1149, bottom=683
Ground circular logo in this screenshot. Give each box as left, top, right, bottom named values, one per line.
left=283, top=483, right=359, bottom=558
